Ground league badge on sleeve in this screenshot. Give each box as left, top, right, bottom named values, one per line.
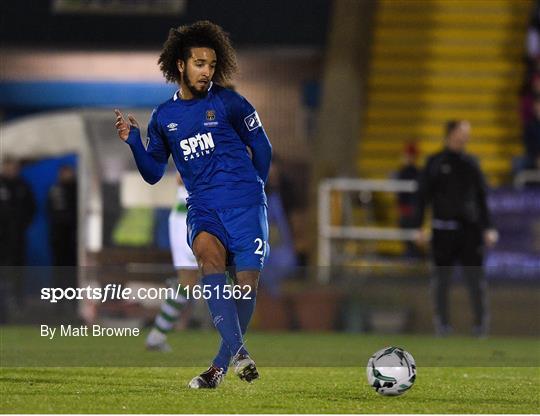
left=244, top=111, right=262, bottom=131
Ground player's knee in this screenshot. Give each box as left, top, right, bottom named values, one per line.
left=196, top=251, right=226, bottom=275
left=198, top=259, right=226, bottom=275
left=192, top=235, right=226, bottom=275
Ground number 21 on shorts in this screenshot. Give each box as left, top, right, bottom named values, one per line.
left=254, top=238, right=267, bottom=255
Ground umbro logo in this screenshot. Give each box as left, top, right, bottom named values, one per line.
left=167, top=123, right=178, bottom=131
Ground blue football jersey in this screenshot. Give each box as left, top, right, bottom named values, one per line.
left=145, top=83, right=269, bottom=209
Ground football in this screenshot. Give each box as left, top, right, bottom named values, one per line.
left=366, top=346, right=417, bottom=396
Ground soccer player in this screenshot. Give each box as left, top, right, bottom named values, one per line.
left=145, top=173, right=199, bottom=352
left=114, top=21, right=271, bottom=388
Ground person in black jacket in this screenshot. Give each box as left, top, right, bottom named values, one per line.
left=0, top=157, right=36, bottom=317
left=414, top=120, right=498, bottom=337
left=396, top=142, right=421, bottom=258
left=47, top=165, right=78, bottom=268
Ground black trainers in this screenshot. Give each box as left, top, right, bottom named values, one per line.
left=188, top=365, right=225, bottom=389
left=231, top=353, right=259, bottom=382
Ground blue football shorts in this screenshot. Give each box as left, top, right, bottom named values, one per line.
left=186, top=203, right=270, bottom=271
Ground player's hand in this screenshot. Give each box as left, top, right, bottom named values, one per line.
left=114, top=109, right=139, bottom=141
left=414, top=229, right=429, bottom=247
left=483, top=228, right=499, bottom=248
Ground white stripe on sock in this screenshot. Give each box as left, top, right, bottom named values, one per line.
left=161, top=302, right=181, bottom=318
left=155, top=315, right=175, bottom=332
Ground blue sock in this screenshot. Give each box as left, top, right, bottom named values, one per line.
left=202, top=274, right=247, bottom=361
left=213, top=290, right=257, bottom=371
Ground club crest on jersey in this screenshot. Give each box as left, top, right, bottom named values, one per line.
left=244, top=111, right=262, bottom=131
left=204, top=109, right=219, bottom=127
left=179, top=132, right=215, bottom=161
left=167, top=123, right=178, bottom=131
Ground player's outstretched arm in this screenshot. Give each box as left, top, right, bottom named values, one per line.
left=114, top=109, right=168, bottom=185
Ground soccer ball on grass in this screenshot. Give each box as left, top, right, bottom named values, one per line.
left=366, top=346, right=416, bottom=396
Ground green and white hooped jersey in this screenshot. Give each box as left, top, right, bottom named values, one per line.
left=169, top=186, right=197, bottom=268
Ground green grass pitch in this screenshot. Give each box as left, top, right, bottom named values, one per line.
left=1, top=326, right=539, bottom=413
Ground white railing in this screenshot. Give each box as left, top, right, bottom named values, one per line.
left=318, top=178, right=418, bottom=282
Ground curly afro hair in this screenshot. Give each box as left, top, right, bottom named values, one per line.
left=158, top=20, right=238, bottom=86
